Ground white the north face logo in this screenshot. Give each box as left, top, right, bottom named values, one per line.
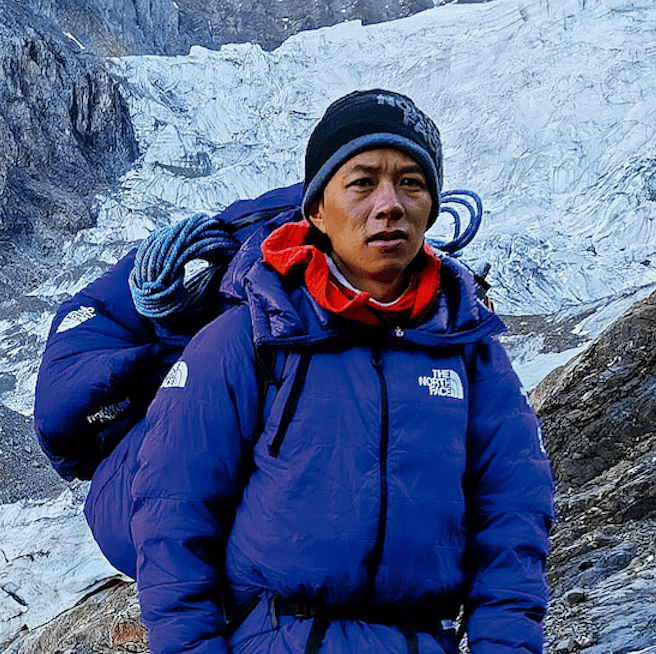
left=161, top=361, right=188, bottom=389
left=56, top=306, right=96, bottom=333
left=418, top=369, right=464, bottom=399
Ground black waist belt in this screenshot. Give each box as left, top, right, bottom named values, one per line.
left=271, top=594, right=457, bottom=654
left=274, top=596, right=452, bottom=633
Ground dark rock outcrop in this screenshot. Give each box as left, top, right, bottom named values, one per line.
left=534, top=291, right=656, bottom=491
left=24, top=0, right=181, bottom=57
left=173, top=0, right=434, bottom=53
left=0, top=405, right=68, bottom=505
left=0, top=0, right=138, bottom=292
left=533, top=291, right=656, bottom=653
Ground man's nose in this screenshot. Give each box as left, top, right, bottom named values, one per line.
left=372, top=181, right=404, bottom=220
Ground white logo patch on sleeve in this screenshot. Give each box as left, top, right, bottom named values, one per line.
left=86, top=398, right=131, bottom=424
left=161, top=361, right=189, bottom=389
left=418, top=369, right=464, bottom=399
left=56, top=306, right=96, bottom=333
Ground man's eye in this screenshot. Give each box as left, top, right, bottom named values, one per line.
left=349, top=178, right=373, bottom=187
left=402, top=177, right=427, bottom=189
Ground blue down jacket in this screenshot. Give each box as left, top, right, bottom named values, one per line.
left=131, top=254, right=554, bottom=654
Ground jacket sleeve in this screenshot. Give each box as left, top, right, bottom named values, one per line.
left=463, top=336, right=554, bottom=654
left=130, top=306, right=261, bottom=654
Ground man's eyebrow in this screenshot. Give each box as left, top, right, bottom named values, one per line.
left=346, top=164, right=381, bottom=175
left=398, top=164, right=425, bottom=175
left=345, top=163, right=425, bottom=175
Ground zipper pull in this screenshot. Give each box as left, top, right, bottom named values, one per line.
left=371, top=345, right=382, bottom=368
left=394, top=326, right=404, bottom=338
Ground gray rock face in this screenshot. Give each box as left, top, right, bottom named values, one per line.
left=28, top=0, right=433, bottom=56
left=0, top=405, right=68, bottom=505
left=534, top=292, right=656, bottom=490
left=172, top=0, right=434, bottom=53
left=0, top=0, right=138, bottom=295
left=25, top=0, right=181, bottom=57
left=533, top=291, right=656, bottom=653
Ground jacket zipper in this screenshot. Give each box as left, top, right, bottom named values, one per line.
left=364, top=346, right=389, bottom=602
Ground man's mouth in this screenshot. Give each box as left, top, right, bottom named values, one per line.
left=367, top=231, right=409, bottom=247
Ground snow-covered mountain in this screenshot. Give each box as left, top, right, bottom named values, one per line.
left=2, top=0, right=656, bottom=650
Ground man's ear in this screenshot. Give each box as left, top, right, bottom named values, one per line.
left=307, top=199, right=328, bottom=235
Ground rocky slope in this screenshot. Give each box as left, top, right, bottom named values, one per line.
left=3, top=580, right=144, bottom=654
left=534, top=291, right=656, bottom=653
left=0, top=406, right=67, bottom=505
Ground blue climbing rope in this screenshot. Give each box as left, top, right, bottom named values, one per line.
left=129, top=213, right=240, bottom=320
left=426, top=189, right=483, bottom=254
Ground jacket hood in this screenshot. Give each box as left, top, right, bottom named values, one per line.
left=223, top=248, right=506, bottom=348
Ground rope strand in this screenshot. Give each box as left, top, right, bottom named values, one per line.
left=427, top=189, right=483, bottom=254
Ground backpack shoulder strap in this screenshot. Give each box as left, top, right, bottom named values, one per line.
left=266, top=350, right=311, bottom=458
left=253, top=346, right=312, bottom=458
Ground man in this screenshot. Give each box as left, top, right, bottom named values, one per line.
left=124, top=90, right=554, bottom=654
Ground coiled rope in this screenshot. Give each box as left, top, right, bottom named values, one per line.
left=427, top=189, right=483, bottom=254
left=130, top=189, right=483, bottom=320
left=129, top=213, right=239, bottom=320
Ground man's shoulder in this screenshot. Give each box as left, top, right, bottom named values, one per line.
left=184, top=303, right=255, bottom=359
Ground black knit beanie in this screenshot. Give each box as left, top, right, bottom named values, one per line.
left=302, top=89, right=443, bottom=226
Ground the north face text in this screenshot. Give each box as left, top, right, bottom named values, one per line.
left=376, top=93, right=441, bottom=155
left=418, top=369, right=464, bottom=399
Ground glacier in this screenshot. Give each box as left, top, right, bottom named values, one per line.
left=2, top=0, right=656, bottom=646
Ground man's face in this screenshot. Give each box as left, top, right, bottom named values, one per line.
left=309, top=148, right=432, bottom=302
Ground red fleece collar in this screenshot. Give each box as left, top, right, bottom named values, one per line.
left=261, top=221, right=441, bottom=327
